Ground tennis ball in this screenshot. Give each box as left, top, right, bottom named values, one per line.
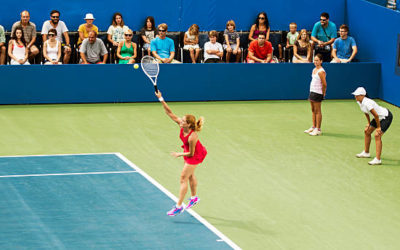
left=134, top=64, right=139, bottom=69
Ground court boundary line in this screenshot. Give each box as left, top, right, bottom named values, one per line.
left=0, top=152, right=241, bottom=249
left=0, top=170, right=137, bottom=178
left=116, top=152, right=241, bottom=250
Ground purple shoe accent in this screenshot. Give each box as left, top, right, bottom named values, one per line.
left=167, top=205, right=184, bottom=216
left=185, top=197, right=200, bottom=209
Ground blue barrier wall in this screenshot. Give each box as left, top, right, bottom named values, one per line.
left=347, top=0, right=400, bottom=106
left=0, top=63, right=380, bottom=104
left=0, top=0, right=345, bottom=31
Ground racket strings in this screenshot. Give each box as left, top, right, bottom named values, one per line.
left=141, top=57, right=159, bottom=77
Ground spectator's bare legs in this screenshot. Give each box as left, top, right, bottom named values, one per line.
left=226, top=46, right=232, bottom=63
left=29, top=45, right=39, bottom=59
left=0, top=45, right=5, bottom=65
left=194, top=48, right=200, bottom=63
left=63, top=46, right=71, bottom=64
left=189, top=48, right=196, bottom=63
left=278, top=44, right=283, bottom=61
left=235, top=49, right=242, bottom=63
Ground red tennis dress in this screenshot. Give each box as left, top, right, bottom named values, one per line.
left=179, top=128, right=207, bottom=165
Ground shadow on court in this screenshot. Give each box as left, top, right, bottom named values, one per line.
left=322, top=132, right=364, bottom=139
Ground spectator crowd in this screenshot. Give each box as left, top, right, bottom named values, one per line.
left=0, top=10, right=358, bottom=65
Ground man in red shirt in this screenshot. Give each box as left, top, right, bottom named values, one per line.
left=247, top=33, right=272, bottom=63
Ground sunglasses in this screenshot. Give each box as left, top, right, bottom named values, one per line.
left=124, top=34, right=133, bottom=37
left=258, top=17, right=265, bottom=20
left=320, top=19, right=327, bottom=21
left=48, top=34, right=55, bottom=37
left=51, top=16, right=60, bottom=19
left=158, top=29, right=166, bottom=32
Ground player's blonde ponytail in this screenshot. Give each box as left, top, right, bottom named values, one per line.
left=185, top=115, right=204, bottom=132
left=195, top=117, right=204, bottom=132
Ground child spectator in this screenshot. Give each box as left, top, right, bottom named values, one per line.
left=140, top=16, right=158, bottom=56
left=223, top=20, right=241, bottom=63
left=278, top=22, right=298, bottom=62
left=204, top=30, right=223, bottom=63
left=183, top=24, right=200, bottom=63
left=293, top=29, right=312, bottom=63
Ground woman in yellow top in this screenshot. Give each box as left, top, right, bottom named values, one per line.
left=78, top=13, right=98, bottom=47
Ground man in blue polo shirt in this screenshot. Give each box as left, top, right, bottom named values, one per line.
left=311, top=12, right=337, bottom=62
left=331, top=24, right=357, bottom=63
left=151, top=23, right=181, bottom=63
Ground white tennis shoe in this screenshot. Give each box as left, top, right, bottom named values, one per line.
left=356, top=151, right=371, bottom=158
left=304, top=127, right=314, bottom=133
left=368, top=157, right=382, bottom=165
left=309, top=128, right=321, bottom=136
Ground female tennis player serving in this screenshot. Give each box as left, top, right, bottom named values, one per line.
left=155, top=91, right=207, bottom=216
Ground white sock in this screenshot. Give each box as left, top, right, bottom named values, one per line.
left=176, top=204, right=182, bottom=208
left=191, top=196, right=197, bottom=200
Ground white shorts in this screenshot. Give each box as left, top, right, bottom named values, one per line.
left=183, top=44, right=200, bottom=50
left=223, top=44, right=240, bottom=51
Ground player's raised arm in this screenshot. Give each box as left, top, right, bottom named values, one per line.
left=155, top=91, right=181, bottom=125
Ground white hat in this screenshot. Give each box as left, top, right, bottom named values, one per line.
left=84, top=13, right=95, bottom=20
left=351, top=87, right=367, bottom=96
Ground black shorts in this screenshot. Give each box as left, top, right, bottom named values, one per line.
left=370, top=110, right=393, bottom=133
left=308, top=92, right=324, bottom=102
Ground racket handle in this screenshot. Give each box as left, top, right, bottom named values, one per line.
left=154, top=85, right=158, bottom=93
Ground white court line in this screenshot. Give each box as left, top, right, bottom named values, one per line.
left=0, top=152, right=119, bottom=158
left=0, top=170, right=137, bottom=178
left=116, top=153, right=242, bottom=250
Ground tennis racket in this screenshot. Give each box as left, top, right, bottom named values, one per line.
left=140, top=55, right=159, bottom=93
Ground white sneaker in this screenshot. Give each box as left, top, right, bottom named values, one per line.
left=304, top=127, right=314, bottom=133
left=368, top=157, right=382, bottom=165
left=356, top=151, right=371, bottom=158
left=309, top=128, right=321, bottom=136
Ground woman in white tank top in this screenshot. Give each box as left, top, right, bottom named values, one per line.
left=43, top=28, right=62, bottom=64
left=304, top=54, right=327, bottom=136
left=7, top=27, right=29, bottom=65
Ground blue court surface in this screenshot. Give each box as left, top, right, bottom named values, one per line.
left=0, top=153, right=239, bottom=249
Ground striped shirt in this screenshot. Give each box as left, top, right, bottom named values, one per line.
left=11, top=21, right=37, bottom=43
left=309, top=67, right=326, bottom=94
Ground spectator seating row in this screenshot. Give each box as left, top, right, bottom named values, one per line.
left=2, top=30, right=292, bottom=64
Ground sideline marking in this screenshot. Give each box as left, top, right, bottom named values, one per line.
left=0, top=170, right=137, bottom=178
left=116, top=153, right=242, bottom=250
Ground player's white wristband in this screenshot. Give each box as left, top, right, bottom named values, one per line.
left=158, top=97, right=164, bottom=102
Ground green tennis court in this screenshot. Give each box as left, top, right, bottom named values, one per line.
left=0, top=100, right=398, bottom=249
